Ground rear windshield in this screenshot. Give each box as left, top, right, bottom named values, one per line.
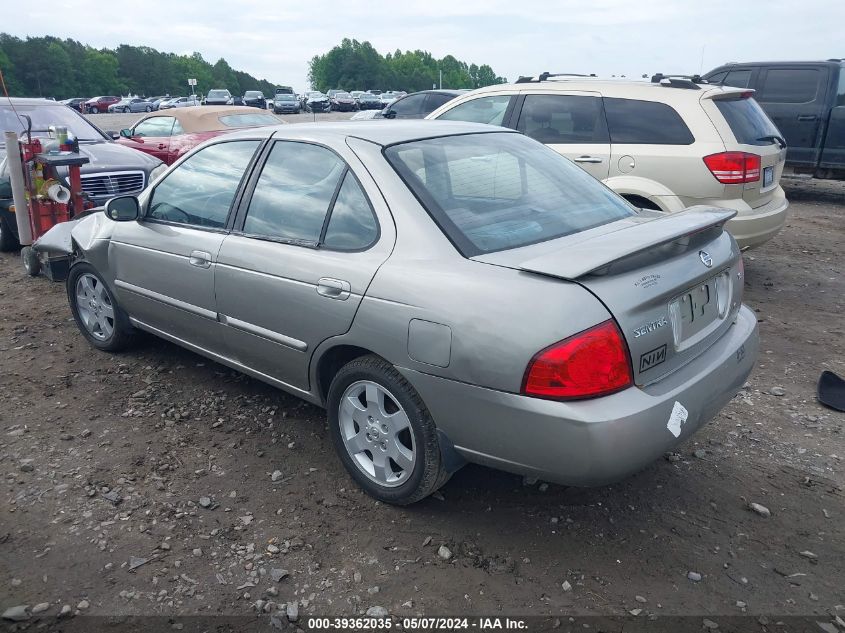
left=218, top=113, right=280, bottom=128
left=385, top=132, right=634, bottom=256
left=714, top=97, right=781, bottom=145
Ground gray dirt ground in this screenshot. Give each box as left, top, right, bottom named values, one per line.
left=0, top=177, right=843, bottom=626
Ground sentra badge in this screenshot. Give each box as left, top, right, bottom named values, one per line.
left=633, top=316, right=668, bottom=338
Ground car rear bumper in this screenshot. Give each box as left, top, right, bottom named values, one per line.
left=398, top=305, right=758, bottom=487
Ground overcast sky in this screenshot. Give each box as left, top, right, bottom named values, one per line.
left=7, top=0, right=843, bottom=91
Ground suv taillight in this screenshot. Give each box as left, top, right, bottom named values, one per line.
left=522, top=320, right=633, bottom=400
left=703, top=152, right=761, bottom=184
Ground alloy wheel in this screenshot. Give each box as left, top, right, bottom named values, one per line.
left=75, top=273, right=115, bottom=340
left=338, top=380, right=416, bottom=487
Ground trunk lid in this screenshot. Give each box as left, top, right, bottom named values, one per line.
left=474, top=206, right=745, bottom=386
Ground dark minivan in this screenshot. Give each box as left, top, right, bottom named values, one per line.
left=704, top=60, right=845, bottom=180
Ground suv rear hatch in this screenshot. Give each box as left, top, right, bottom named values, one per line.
left=474, top=207, right=744, bottom=386
left=701, top=89, right=788, bottom=209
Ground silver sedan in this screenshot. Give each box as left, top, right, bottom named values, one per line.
left=60, top=121, right=758, bottom=504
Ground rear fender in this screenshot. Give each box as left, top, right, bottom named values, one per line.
left=603, top=175, right=686, bottom=213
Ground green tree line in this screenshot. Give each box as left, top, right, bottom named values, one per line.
left=309, top=39, right=506, bottom=92
left=0, top=33, right=280, bottom=99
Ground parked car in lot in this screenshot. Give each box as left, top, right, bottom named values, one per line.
left=159, top=96, right=200, bottom=110
left=204, top=89, right=233, bottom=106
left=356, top=93, right=383, bottom=110
left=381, top=90, right=465, bottom=119
left=379, top=91, right=401, bottom=107
left=60, top=120, right=757, bottom=504
left=115, top=106, right=281, bottom=165
left=704, top=59, right=845, bottom=180
left=109, top=97, right=153, bottom=113
left=330, top=91, right=357, bottom=112
left=0, top=98, right=164, bottom=250
left=428, top=75, right=789, bottom=250
left=61, top=97, right=88, bottom=111
left=243, top=91, right=267, bottom=109
left=148, top=95, right=171, bottom=110
left=305, top=92, right=331, bottom=113
left=272, top=93, right=300, bottom=114
left=84, top=96, right=121, bottom=113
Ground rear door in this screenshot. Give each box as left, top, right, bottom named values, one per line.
left=215, top=139, right=394, bottom=391
left=755, top=65, right=830, bottom=167
left=513, top=91, right=610, bottom=180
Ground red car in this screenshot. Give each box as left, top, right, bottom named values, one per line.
left=84, top=96, right=121, bottom=114
left=115, top=106, right=282, bottom=165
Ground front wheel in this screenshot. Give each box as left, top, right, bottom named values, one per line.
left=90, top=106, right=99, bottom=114
left=145, top=106, right=152, bottom=112
left=327, top=355, right=450, bottom=505
left=67, top=263, right=135, bottom=351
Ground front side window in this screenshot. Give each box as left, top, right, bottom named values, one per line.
left=723, top=69, right=753, bottom=88
left=390, top=94, right=426, bottom=117
left=760, top=69, right=822, bottom=104
left=435, top=95, right=512, bottom=126
left=147, top=140, right=259, bottom=228
left=516, top=94, right=608, bottom=144
left=386, top=132, right=633, bottom=256
left=243, top=142, right=345, bottom=243
left=603, top=98, right=694, bottom=145
left=133, top=117, right=175, bottom=137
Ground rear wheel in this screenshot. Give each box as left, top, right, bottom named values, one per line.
left=327, top=355, right=449, bottom=505
left=0, top=215, right=20, bottom=252
left=67, top=263, right=135, bottom=351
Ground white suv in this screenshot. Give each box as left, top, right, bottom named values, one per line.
left=427, top=74, right=789, bottom=250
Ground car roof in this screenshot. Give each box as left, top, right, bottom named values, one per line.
left=223, top=119, right=514, bottom=146
left=143, top=106, right=278, bottom=133
left=711, top=60, right=845, bottom=69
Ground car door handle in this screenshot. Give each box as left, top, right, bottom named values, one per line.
left=317, top=277, right=351, bottom=300
left=189, top=250, right=212, bottom=268
left=797, top=114, right=818, bottom=121
left=157, top=143, right=167, bottom=149
left=573, top=156, right=603, bottom=163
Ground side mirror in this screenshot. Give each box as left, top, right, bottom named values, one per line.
left=104, top=196, right=140, bottom=222
left=383, top=109, right=396, bottom=119
left=119, top=128, right=133, bottom=138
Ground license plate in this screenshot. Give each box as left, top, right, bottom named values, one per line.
left=763, top=165, right=774, bottom=188
left=669, top=278, right=719, bottom=343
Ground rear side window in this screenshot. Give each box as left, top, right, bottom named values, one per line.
left=322, top=173, right=379, bottom=250
left=714, top=97, right=781, bottom=145
left=436, top=95, right=512, bottom=126
left=385, top=132, right=633, bottom=256
left=603, top=98, right=694, bottom=145
left=759, top=69, right=821, bottom=104
left=516, top=94, right=608, bottom=144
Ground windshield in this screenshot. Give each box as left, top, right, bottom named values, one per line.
left=208, top=90, right=230, bottom=98
left=385, top=132, right=634, bottom=256
left=275, top=95, right=294, bottom=101
left=218, top=113, right=280, bottom=128
left=335, top=93, right=352, bottom=99
left=244, top=91, right=263, bottom=98
left=0, top=103, right=108, bottom=143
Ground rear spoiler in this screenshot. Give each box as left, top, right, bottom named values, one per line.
left=517, top=206, right=736, bottom=279
left=701, top=87, right=756, bottom=100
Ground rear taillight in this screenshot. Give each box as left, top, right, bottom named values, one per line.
left=703, top=152, right=761, bottom=184
left=522, top=320, right=633, bottom=400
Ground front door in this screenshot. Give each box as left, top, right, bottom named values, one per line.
left=109, top=139, right=261, bottom=353
left=215, top=140, right=392, bottom=391
left=513, top=91, right=611, bottom=180
left=121, top=116, right=177, bottom=162
left=756, top=66, right=831, bottom=168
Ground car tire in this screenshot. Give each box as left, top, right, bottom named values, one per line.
left=0, top=214, right=20, bottom=252
left=145, top=106, right=152, bottom=112
left=327, top=354, right=450, bottom=505
left=90, top=106, right=98, bottom=114
left=67, top=262, right=135, bottom=352
left=21, top=246, right=40, bottom=276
